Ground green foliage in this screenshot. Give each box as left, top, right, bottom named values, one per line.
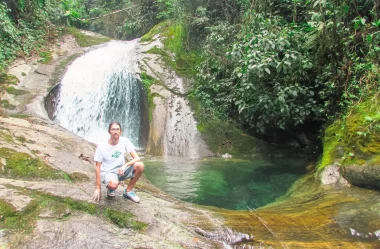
left=61, top=0, right=87, bottom=25
left=0, top=74, right=19, bottom=85
left=0, top=0, right=62, bottom=75
left=38, top=50, right=53, bottom=64
left=196, top=13, right=319, bottom=133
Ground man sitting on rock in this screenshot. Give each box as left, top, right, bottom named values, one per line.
left=91, top=121, right=144, bottom=203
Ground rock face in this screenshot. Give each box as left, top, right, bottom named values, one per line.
left=320, top=165, right=350, bottom=186
left=341, top=165, right=380, bottom=189
left=318, top=96, right=380, bottom=190
left=137, top=37, right=213, bottom=158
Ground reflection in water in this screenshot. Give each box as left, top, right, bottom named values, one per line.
left=144, top=157, right=308, bottom=210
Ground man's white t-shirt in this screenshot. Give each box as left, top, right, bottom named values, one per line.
left=94, top=137, right=135, bottom=172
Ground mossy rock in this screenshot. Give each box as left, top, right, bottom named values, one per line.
left=198, top=118, right=271, bottom=156
left=141, top=21, right=170, bottom=42
left=65, top=27, right=111, bottom=47
left=5, top=86, right=28, bottom=96
left=0, top=147, right=66, bottom=180
left=1, top=100, right=16, bottom=110
left=318, top=95, right=380, bottom=189
left=341, top=165, right=380, bottom=189
left=142, top=21, right=202, bottom=78
left=0, top=74, right=19, bottom=85
left=66, top=172, right=90, bottom=182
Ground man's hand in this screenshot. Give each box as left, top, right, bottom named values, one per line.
left=118, top=165, right=127, bottom=176
left=92, top=188, right=100, bottom=201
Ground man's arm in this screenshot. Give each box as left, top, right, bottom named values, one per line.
left=92, top=161, right=102, bottom=201
left=125, top=150, right=140, bottom=166
left=118, top=151, right=140, bottom=176
left=95, top=161, right=101, bottom=188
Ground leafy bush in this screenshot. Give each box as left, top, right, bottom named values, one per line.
left=0, top=0, right=61, bottom=75
left=196, top=13, right=320, bottom=133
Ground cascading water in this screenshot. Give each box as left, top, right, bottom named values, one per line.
left=54, top=40, right=146, bottom=147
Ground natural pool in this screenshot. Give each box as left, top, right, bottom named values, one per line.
left=144, top=157, right=380, bottom=248
left=143, top=156, right=309, bottom=210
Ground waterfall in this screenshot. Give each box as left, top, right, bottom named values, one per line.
left=54, top=40, right=145, bottom=147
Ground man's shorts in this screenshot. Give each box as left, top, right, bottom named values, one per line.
left=101, top=165, right=135, bottom=186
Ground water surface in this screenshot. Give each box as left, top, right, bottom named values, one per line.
left=144, top=156, right=308, bottom=210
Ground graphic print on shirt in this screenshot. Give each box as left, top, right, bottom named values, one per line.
left=112, top=151, right=122, bottom=158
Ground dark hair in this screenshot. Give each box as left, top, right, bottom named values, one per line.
left=108, top=121, right=122, bottom=132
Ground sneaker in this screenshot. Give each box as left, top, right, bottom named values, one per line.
left=123, top=190, right=140, bottom=203
left=107, top=188, right=116, bottom=198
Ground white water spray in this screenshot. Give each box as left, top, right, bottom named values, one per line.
left=54, top=40, right=143, bottom=146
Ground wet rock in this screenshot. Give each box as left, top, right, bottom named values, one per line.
left=222, top=153, right=232, bottom=158
left=39, top=206, right=71, bottom=219
left=341, top=165, right=380, bottom=190
left=320, top=165, right=341, bottom=185
left=34, top=65, right=54, bottom=76
left=0, top=185, right=33, bottom=211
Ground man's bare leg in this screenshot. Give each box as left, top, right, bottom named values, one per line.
left=126, top=162, right=144, bottom=192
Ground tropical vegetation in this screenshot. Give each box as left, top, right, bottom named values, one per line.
left=1, top=0, right=379, bottom=150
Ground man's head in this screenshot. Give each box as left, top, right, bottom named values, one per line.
left=108, top=121, right=122, bottom=139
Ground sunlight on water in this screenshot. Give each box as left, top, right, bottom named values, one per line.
left=144, top=157, right=308, bottom=210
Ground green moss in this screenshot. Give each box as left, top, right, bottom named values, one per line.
left=39, top=199, right=71, bottom=217
left=38, top=50, right=53, bottom=64
left=161, top=23, right=202, bottom=77
left=15, top=136, right=26, bottom=143
left=0, top=199, right=16, bottom=217
left=145, top=46, right=170, bottom=57
left=143, top=21, right=202, bottom=78
left=103, top=208, right=147, bottom=230
left=5, top=86, right=28, bottom=95
left=1, top=100, right=16, bottom=110
left=0, top=189, right=146, bottom=246
left=318, top=95, right=380, bottom=170
left=0, top=147, right=65, bottom=180
left=319, top=121, right=343, bottom=170
left=9, top=113, right=31, bottom=119
left=65, top=27, right=111, bottom=47
left=67, top=172, right=90, bottom=182
left=0, top=199, right=39, bottom=243
left=57, top=195, right=147, bottom=230
left=0, top=74, right=19, bottom=85
left=141, top=21, right=169, bottom=42
left=140, top=72, right=157, bottom=121
left=0, top=130, right=13, bottom=143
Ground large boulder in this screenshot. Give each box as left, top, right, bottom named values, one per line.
left=318, top=95, right=380, bottom=190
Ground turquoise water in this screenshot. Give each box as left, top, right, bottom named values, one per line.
left=143, top=157, right=308, bottom=210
